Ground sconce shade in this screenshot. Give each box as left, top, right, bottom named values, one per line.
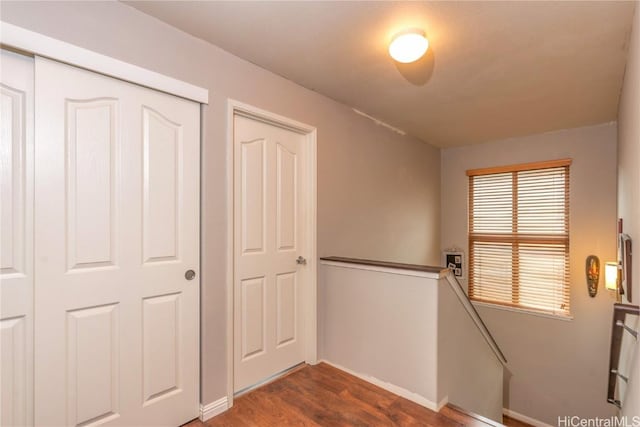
left=605, top=262, right=618, bottom=291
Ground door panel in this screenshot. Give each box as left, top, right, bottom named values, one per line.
left=241, top=139, right=266, bottom=255
left=241, top=276, right=266, bottom=360
left=34, top=56, right=199, bottom=426
left=142, top=107, right=181, bottom=263
left=0, top=85, right=27, bottom=275
left=66, top=304, right=119, bottom=426
left=0, top=49, right=33, bottom=427
left=66, top=98, right=118, bottom=270
left=142, top=293, right=181, bottom=404
left=276, top=272, right=297, bottom=347
left=0, top=317, right=27, bottom=426
left=234, top=114, right=306, bottom=392
left=276, top=144, right=297, bottom=251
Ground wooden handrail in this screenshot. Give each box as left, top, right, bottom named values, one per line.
left=607, top=303, right=639, bottom=408
left=319, top=256, right=445, bottom=275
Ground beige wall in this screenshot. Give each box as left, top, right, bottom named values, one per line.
left=618, top=3, right=640, bottom=311
left=441, top=123, right=618, bottom=424
left=320, top=264, right=440, bottom=404
left=618, top=2, right=640, bottom=419
left=437, top=279, right=503, bottom=422
left=320, top=262, right=504, bottom=422
left=0, top=1, right=441, bottom=404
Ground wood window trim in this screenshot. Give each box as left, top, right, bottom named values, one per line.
left=466, top=158, right=572, bottom=177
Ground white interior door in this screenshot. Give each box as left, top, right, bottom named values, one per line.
left=34, top=57, right=200, bottom=426
left=233, top=113, right=309, bottom=392
left=0, top=49, right=34, bottom=427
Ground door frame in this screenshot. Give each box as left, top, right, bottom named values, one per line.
left=226, top=99, right=317, bottom=407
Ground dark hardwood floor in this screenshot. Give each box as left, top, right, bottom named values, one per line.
left=186, top=363, right=530, bottom=427
left=502, top=416, right=532, bottom=427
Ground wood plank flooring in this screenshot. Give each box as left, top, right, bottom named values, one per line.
left=186, top=362, right=528, bottom=427
left=502, top=416, right=533, bottom=427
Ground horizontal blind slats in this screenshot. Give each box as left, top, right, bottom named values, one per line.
left=468, top=164, right=570, bottom=315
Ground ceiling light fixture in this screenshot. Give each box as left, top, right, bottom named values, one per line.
left=388, top=28, right=429, bottom=63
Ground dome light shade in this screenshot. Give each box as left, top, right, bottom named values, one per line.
left=389, top=29, right=429, bottom=63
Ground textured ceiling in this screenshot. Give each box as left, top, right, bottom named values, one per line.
left=126, top=1, right=635, bottom=147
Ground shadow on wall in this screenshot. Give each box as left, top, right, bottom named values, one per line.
left=393, top=48, right=436, bottom=86
left=503, top=367, right=513, bottom=410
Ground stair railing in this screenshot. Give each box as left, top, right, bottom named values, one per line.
left=607, top=303, right=639, bottom=408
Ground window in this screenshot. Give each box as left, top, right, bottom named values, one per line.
left=467, top=159, right=571, bottom=317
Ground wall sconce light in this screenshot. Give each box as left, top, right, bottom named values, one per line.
left=605, top=262, right=618, bottom=291
left=586, top=255, right=600, bottom=297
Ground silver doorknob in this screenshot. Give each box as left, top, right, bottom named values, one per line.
left=296, top=256, right=307, bottom=265
left=185, top=270, right=196, bottom=280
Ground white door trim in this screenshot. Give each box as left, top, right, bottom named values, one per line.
left=226, top=99, right=317, bottom=408
left=0, top=21, right=208, bottom=103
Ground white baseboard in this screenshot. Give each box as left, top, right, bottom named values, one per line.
left=503, top=408, right=553, bottom=427
left=320, top=359, right=441, bottom=411
left=437, top=395, right=449, bottom=411
left=200, top=396, right=229, bottom=422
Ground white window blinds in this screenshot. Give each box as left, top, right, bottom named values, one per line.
left=467, top=159, right=571, bottom=316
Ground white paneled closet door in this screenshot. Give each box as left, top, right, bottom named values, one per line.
left=33, top=57, right=200, bottom=426
left=1, top=49, right=34, bottom=427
